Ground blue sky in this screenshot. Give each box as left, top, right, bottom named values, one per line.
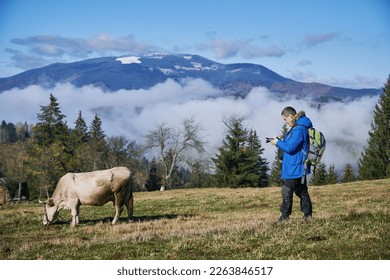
left=0, top=0, right=389, bottom=88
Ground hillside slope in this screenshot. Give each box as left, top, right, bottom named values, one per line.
left=0, top=178, right=388, bottom=259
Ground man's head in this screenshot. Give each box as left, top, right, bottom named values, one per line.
left=281, top=106, right=296, bottom=127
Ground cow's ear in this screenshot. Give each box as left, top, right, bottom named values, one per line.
left=47, top=198, right=54, bottom=207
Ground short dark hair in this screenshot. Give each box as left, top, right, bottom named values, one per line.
left=281, top=106, right=296, bottom=117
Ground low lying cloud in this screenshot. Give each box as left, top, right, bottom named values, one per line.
left=0, top=79, right=379, bottom=174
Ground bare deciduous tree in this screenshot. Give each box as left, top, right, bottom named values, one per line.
left=145, top=118, right=205, bottom=191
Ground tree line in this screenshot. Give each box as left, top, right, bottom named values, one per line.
left=0, top=76, right=389, bottom=199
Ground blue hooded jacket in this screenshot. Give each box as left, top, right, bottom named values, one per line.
left=276, top=112, right=312, bottom=179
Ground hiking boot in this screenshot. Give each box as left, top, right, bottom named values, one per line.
left=304, top=214, right=313, bottom=222
left=278, top=215, right=289, bottom=223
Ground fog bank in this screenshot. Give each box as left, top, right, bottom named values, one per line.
left=0, top=79, right=379, bottom=173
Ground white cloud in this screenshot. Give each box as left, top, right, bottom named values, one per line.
left=0, top=79, right=379, bottom=174
left=7, top=34, right=159, bottom=71
left=298, top=59, right=312, bottom=66
left=198, top=38, right=285, bottom=59
left=304, top=32, right=339, bottom=47
left=288, top=69, right=384, bottom=89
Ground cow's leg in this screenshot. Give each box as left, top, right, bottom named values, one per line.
left=125, top=191, right=134, bottom=222
left=112, top=193, right=124, bottom=225
left=70, top=202, right=80, bottom=227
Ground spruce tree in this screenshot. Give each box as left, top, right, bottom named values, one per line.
left=326, top=164, right=338, bottom=185
left=34, top=94, right=68, bottom=146
left=358, top=76, right=390, bottom=180
left=69, top=111, right=91, bottom=172
left=248, top=130, right=269, bottom=187
left=342, top=163, right=356, bottom=183
left=87, top=114, right=108, bottom=170
left=212, top=116, right=268, bottom=188
left=145, top=158, right=162, bottom=191
left=212, top=116, right=248, bottom=187
left=73, top=111, right=89, bottom=145
left=0, top=121, right=17, bottom=143
left=31, top=94, right=70, bottom=192
left=310, top=163, right=327, bottom=186
left=90, top=114, right=106, bottom=141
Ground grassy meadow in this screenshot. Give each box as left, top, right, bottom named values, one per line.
left=0, top=179, right=389, bottom=260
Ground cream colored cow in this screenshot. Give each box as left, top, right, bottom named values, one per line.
left=40, top=167, right=133, bottom=226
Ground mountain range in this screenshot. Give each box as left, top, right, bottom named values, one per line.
left=0, top=53, right=381, bottom=100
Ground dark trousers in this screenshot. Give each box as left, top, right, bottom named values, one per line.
left=280, top=177, right=312, bottom=218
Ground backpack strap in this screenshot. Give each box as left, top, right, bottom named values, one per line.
left=296, top=124, right=310, bottom=184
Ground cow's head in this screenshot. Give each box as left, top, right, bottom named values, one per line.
left=40, top=198, right=59, bottom=225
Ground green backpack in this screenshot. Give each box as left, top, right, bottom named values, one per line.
left=304, top=127, right=326, bottom=167
left=301, top=127, right=326, bottom=183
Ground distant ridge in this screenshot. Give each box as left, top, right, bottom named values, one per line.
left=0, top=53, right=381, bottom=100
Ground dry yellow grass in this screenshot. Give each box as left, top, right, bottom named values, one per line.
left=0, top=179, right=389, bottom=259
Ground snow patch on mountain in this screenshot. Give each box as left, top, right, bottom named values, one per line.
left=191, top=62, right=202, bottom=70
left=175, top=65, right=199, bottom=71
left=146, top=52, right=167, bottom=59
left=229, top=69, right=243, bottom=73
left=116, top=56, right=141, bottom=64
left=173, top=62, right=219, bottom=72
left=159, top=68, right=176, bottom=75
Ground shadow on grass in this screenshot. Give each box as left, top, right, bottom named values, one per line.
left=132, top=213, right=196, bottom=222
left=49, top=213, right=196, bottom=226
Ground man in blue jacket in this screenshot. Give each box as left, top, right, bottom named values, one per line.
left=270, top=106, right=313, bottom=222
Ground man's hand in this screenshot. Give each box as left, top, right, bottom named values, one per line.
left=270, top=138, right=278, bottom=146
